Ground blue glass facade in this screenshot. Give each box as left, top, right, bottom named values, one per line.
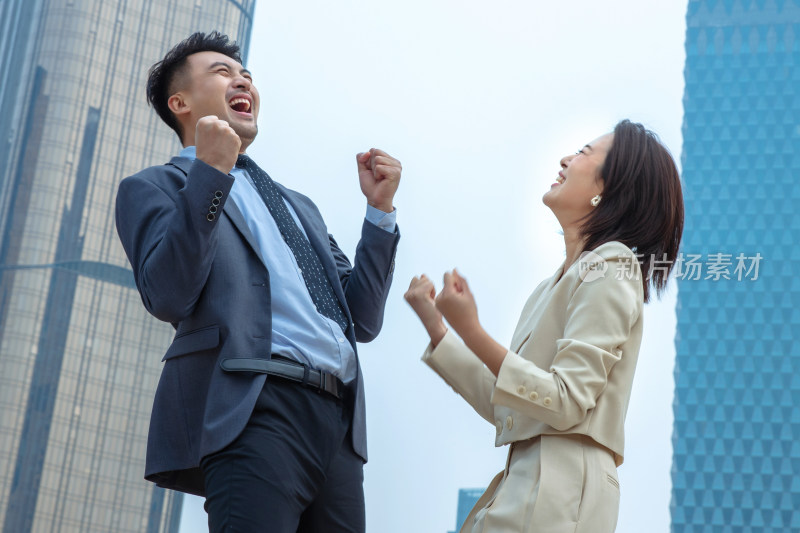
left=672, top=1, right=800, bottom=531
left=0, top=1, right=254, bottom=531
left=448, top=488, right=483, bottom=533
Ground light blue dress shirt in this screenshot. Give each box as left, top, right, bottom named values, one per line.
left=178, top=146, right=397, bottom=382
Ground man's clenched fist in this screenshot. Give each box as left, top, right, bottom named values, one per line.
left=357, top=148, right=401, bottom=213
left=196, top=115, right=242, bottom=175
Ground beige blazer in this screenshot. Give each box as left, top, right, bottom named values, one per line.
left=423, top=241, right=643, bottom=466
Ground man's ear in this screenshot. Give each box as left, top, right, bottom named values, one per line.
left=168, top=92, right=190, bottom=118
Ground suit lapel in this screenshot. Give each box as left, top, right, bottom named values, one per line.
left=274, top=181, right=350, bottom=311
left=167, top=157, right=262, bottom=256
left=222, top=199, right=262, bottom=256
left=512, top=331, right=533, bottom=353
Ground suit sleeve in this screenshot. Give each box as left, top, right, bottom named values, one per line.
left=421, top=330, right=497, bottom=425
left=115, top=160, right=234, bottom=323
left=491, top=257, right=643, bottom=431
left=330, top=219, right=400, bottom=343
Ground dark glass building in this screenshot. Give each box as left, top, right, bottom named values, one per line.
left=0, top=0, right=254, bottom=531
left=672, top=0, right=800, bottom=531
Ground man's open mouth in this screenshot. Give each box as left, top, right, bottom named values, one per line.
left=229, top=97, right=251, bottom=113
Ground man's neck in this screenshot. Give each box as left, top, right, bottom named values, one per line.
left=181, top=133, right=253, bottom=153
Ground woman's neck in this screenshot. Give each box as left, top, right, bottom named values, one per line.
left=560, top=226, right=587, bottom=278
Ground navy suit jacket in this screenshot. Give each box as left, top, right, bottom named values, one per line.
left=115, top=156, right=399, bottom=495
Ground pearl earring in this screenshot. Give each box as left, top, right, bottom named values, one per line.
left=590, top=195, right=602, bottom=207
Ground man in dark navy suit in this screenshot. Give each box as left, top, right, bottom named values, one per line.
left=115, top=31, right=401, bottom=532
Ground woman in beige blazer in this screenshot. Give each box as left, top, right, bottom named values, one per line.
left=405, top=120, right=684, bottom=533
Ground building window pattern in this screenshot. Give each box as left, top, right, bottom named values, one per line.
left=447, top=488, right=484, bottom=533
left=0, top=0, right=255, bottom=531
left=672, top=1, right=800, bottom=532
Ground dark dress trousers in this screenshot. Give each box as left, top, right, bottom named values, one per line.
left=114, top=156, right=399, bottom=496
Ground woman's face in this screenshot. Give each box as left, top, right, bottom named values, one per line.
left=543, top=132, right=613, bottom=228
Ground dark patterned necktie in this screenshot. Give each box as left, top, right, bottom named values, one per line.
left=236, top=154, right=349, bottom=332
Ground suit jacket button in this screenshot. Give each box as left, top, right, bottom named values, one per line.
left=207, top=213, right=215, bottom=221
left=214, top=190, right=224, bottom=198
left=517, top=385, right=526, bottom=396
left=506, top=416, right=513, bottom=430
left=543, top=397, right=552, bottom=407
left=495, top=420, right=503, bottom=435
left=529, top=391, right=539, bottom=401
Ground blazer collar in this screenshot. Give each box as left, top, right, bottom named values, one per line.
left=167, top=156, right=192, bottom=174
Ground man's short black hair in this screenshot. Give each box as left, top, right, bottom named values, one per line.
left=146, top=31, right=242, bottom=139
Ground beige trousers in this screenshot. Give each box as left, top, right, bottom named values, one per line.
left=462, top=434, right=620, bottom=533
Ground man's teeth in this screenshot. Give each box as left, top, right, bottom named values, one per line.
left=229, top=98, right=251, bottom=112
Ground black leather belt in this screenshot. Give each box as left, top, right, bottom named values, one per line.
left=221, top=357, right=345, bottom=401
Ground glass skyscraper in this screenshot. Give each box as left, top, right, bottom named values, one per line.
left=448, top=488, right=483, bottom=533
left=672, top=0, right=800, bottom=531
left=0, top=0, right=254, bottom=531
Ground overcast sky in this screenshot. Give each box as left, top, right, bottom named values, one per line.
left=179, top=1, right=688, bottom=531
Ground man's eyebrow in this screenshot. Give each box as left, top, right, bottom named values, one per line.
left=584, top=144, right=594, bottom=152
left=209, top=61, right=251, bottom=76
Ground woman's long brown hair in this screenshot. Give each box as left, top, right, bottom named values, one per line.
left=581, top=120, right=685, bottom=302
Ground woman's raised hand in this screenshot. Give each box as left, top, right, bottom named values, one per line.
left=435, top=269, right=480, bottom=338
left=404, top=274, right=447, bottom=346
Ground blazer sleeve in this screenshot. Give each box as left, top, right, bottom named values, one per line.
left=491, top=256, right=643, bottom=431
left=421, top=330, right=497, bottom=425
left=115, top=160, right=234, bottom=323
left=332, top=219, right=400, bottom=343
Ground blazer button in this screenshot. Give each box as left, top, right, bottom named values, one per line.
left=495, top=420, right=503, bottom=435
left=206, top=213, right=215, bottom=221
left=506, top=416, right=513, bottom=430
left=529, top=391, right=539, bottom=401
left=543, top=397, right=552, bottom=407
left=214, top=190, right=224, bottom=198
